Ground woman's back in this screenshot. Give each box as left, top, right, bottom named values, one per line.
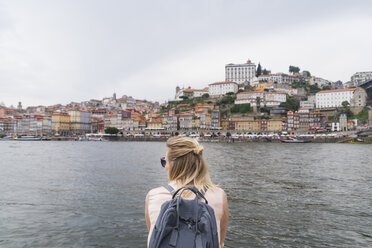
left=145, top=136, right=229, bottom=247
left=146, top=181, right=228, bottom=247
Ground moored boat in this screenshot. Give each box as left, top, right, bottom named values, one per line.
left=12, top=135, right=42, bottom=141
left=347, top=138, right=372, bottom=144
left=280, top=138, right=311, bottom=143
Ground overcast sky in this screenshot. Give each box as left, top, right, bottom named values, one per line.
left=1, top=0, right=372, bottom=108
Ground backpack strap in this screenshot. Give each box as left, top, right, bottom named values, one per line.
left=164, top=184, right=175, bottom=194
left=200, top=185, right=208, bottom=196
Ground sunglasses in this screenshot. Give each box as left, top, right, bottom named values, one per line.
left=160, top=157, right=166, bottom=168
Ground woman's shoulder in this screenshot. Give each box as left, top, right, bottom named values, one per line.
left=147, top=186, right=169, bottom=197
left=207, top=185, right=227, bottom=201
left=210, top=185, right=226, bottom=195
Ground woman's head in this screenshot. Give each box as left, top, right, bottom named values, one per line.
left=165, top=136, right=214, bottom=190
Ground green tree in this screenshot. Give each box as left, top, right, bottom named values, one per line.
left=202, top=93, right=209, bottom=99
left=303, top=70, right=311, bottom=77
left=279, top=96, right=299, bottom=111
left=231, top=103, right=252, bottom=113
left=289, top=65, right=300, bottom=74
left=105, top=127, right=119, bottom=135
left=263, top=68, right=269, bottom=75
left=341, top=101, right=350, bottom=108
left=217, top=95, right=236, bottom=105
left=256, top=63, right=262, bottom=77
left=309, top=84, right=321, bottom=94
left=179, top=95, right=189, bottom=100
left=238, top=89, right=244, bottom=93
left=226, top=92, right=235, bottom=96
left=322, top=85, right=331, bottom=90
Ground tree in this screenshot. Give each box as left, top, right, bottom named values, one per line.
left=263, top=68, right=268, bottom=75
left=226, top=92, right=235, bottom=96
left=341, top=101, right=350, bottom=108
left=289, top=65, right=300, bottom=74
left=279, top=96, right=299, bottom=111
left=217, top=95, right=236, bottom=105
left=238, top=89, right=244, bottom=93
left=303, top=70, right=311, bottom=77
left=179, top=95, right=189, bottom=100
left=309, top=84, right=321, bottom=94
left=202, top=93, right=209, bottom=99
left=231, top=103, right=252, bottom=113
left=256, top=63, right=262, bottom=77
left=322, top=85, right=331, bottom=90
left=105, top=127, right=119, bottom=135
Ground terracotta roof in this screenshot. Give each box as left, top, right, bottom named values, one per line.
left=209, top=81, right=235, bottom=85
left=183, top=88, right=208, bottom=92
left=317, top=88, right=356, bottom=94
left=238, top=91, right=286, bottom=95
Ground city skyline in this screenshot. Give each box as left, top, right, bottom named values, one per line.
left=1, top=0, right=372, bottom=108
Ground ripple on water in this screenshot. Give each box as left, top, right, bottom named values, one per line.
left=0, top=141, right=371, bottom=247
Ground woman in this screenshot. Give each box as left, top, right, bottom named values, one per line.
left=145, top=136, right=229, bottom=248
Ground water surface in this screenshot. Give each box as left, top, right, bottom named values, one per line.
left=0, top=141, right=371, bottom=247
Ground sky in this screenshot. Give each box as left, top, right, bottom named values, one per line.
left=0, top=0, right=372, bottom=108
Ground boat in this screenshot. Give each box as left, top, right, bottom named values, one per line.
left=280, top=138, right=311, bottom=143
left=347, top=138, right=372, bottom=144
left=12, top=135, right=42, bottom=141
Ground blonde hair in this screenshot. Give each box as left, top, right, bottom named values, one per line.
left=166, top=136, right=215, bottom=192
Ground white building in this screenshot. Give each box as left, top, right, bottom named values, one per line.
left=310, top=76, right=331, bottom=87
left=257, top=73, right=297, bottom=84
left=351, top=71, right=372, bottom=86
left=235, top=91, right=287, bottom=107
left=225, top=60, right=256, bottom=85
left=175, top=86, right=209, bottom=100
left=316, top=89, right=352, bottom=109
left=300, top=101, right=315, bottom=109
left=208, top=81, right=238, bottom=96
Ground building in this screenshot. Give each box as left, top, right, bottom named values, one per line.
left=104, top=114, right=122, bottom=129
left=298, top=108, right=310, bottom=130
left=179, top=113, right=193, bottom=130
left=287, top=110, right=299, bottom=131
left=146, top=118, right=163, bottom=130
left=350, top=87, right=368, bottom=108
left=339, top=113, right=347, bottom=132
left=0, top=106, right=6, bottom=118
left=351, top=71, right=372, bottom=86
left=369, top=110, right=372, bottom=126
left=166, top=115, right=178, bottom=130
left=234, top=119, right=260, bottom=132
left=257, top=73, right=297, bottom=85
left=52, top=112, right=70, bottom=135
left=208, top=81, right=238, bottom=96
left=235, top=91, right=287, bottom=107
left=254, top=82, right=275, bottom=91
left=310, top=76, right=331, bottom=87
left=300, top=101, right=315, bottom=109
left=308, top=110, right=325, bottom=130
left=316, top=88, right=367, bottom=109
left=175, top=87, right=209, bottom=100
left=211, top=110, right=220, bottom=130
left=69, top=110, right=92, bottom=134
left=267, top=119, right=282, bottom=132
left=225, top=60, right=256, bottom=85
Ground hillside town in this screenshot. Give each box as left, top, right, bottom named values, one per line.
left=1, top=59, right=372, bottom=139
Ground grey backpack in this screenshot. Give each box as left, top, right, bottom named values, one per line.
left=149, top=185, right=219, bottom=248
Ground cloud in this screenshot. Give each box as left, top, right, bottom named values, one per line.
left=0, top=0, right=371, bottom=107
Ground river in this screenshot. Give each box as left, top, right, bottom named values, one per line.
left=0, top=141, right=371, bottom=247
